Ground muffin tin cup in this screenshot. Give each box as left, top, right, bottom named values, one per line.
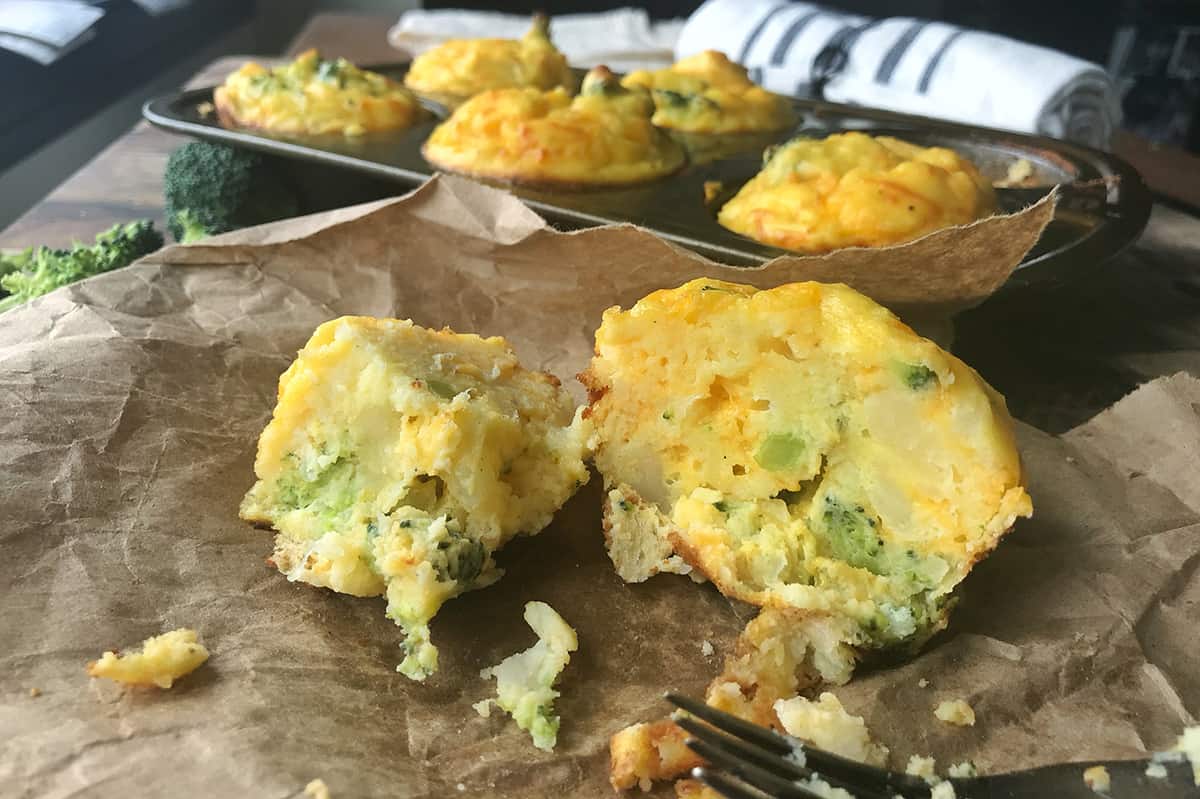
left=143, top=63, right=1150, bottom=287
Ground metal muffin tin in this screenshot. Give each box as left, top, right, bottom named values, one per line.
left=143, top=64, right=1151, bottom=283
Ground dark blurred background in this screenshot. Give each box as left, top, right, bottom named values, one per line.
left=2, top=0, right=1198, bottom=229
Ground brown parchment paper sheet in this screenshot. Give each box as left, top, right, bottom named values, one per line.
left=1, top=175, right=1194, bottom=799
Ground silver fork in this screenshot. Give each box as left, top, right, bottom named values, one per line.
left=666, top=693, right=1199, bottom=798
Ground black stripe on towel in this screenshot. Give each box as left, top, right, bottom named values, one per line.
left=738, top=3, right=794, bottom=64
left=770, top=9, right=824, bottom=66
left=917, top=27, right=964, bottom=93
left=874, top=21, right=928, bottom=83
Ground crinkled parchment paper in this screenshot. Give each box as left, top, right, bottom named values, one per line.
left=1, top=176, right=1193, bottom=799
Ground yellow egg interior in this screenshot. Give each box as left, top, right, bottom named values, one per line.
left=214, top=49, right=422, bottom=136
left=621, top=50, right=794, bottom=134
left=241, top=317, right=589, bottom=680
left=718, top=132, right=996, bottom=253
left=582, top=279, right=1030, bottom=646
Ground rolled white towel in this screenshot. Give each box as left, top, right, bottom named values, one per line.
left=388, top=8, right=686, bottom=74
left=676, top=0, right=1121, bottom=148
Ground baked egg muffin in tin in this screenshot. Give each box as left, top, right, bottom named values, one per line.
left=621, top=50, right=794, bottom=135
left=404, top=13, right=574, bottom=107
left=240, top=317, right=590, bottom=681
left=422, top=66, right=686, bottom=188
left=214, top=49, right=424, bottom=137
left=580, top=278, right=1031, bottom=651
left=718, top=131, right=997, bottom=253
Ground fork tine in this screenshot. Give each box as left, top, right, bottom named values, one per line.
left=676, top=714, right=898, bottom=799
left=692, top=767, right=786, bottom=799
left=684, top=729, right=819, bottom=798
left=667, top=692, right=930, bottom=798
left=676, top=717, right=811, bottom=780
left=666, top=692, right=792, bottom=754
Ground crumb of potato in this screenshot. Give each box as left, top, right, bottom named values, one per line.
left=700, top=640, right=714, bottom=657
left=918, top=678, right=929, bottom=688
left=1145, top=761, right=1168, bottom=779
left=304, top=779, right=330, bottom=799
left=1175, top=726, right=1200, bottom=785
left=29, top=687, right=41, bottom=698
left=997, top=157, right=1035, bottom=188
left=86, top=628, right=209, bottom=689
left=455, top=784, right=466, bottom=792
left=947, top=761, right=977, bottom=778
left=931, top=782, right=956, bottom=799
left=906, top=755, right=937, bottom=781
left=472, top=699, right=492, bottom=718
left=477, top=601, right=577, bottom=751
left=774, top=692, right=888, bottom=766
left=934, top=699, right=975, bottom=726
left=1083, top=765, right=1111, bottom=792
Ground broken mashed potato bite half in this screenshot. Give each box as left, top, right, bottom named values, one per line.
left=240, top=317, right=589, bottom=681
left=718, top=132, right=996, bottom=253
left=86, top=628, right=209, bottom=689
left=421, top=66, right=686, bottom=188
left=595, top=279, right=1030, bottom=791
left=621, top=50, right=794, bottom=134
left=214, top=49, right=423, bottom=136
left=404, top=14, right=574, bottom=105
left=583, top=278, right=1030, bottom=651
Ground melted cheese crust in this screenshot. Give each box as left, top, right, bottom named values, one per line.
left=422, top=67, right=685, bottom=187
left=404, top=15, right=573, bottom=104
left=582, top=279, right=1030, bottom=646
left=214, top=50, right=422, bottom=136
left=718, top=132, right=996, bottom=253
left=621, top=50, right=793, bottom=134
left=240, top=317, right=589, bottom=679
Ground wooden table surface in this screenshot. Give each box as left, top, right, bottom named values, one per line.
left=3, top=12, right=1199, bottom=434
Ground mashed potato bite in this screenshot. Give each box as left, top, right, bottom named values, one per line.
left=581, top=279, right=1030, bottom=650
left=621, top=50, right=794, bottom=134
left=422, top=66, right=685, bottom=187
left=240, top=317, right=589, bottom=680
left=404, top=14, right=573, bottom=104
left=214, top=50, right=422, bottom=137
left=718, top=132, right=996, bottom=253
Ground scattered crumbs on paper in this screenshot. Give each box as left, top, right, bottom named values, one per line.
left=1145, top=761, right=1168, bottom=779
left=1082, top=765, right=1111, bottom=792
left=947, top=761, right=977, bottom=778
left=796, top=775, right=854, bottom=799
left=906, top=754, right=937, bottom=782
left=700, top=640, right=714, bottom=657
left=304, top=778, right=330, bottom=799
left=918, top=677, right=930, bottom=688
left=934, top=699, right=976, bottom=726
left=28, top=687, right=41, bottom=698
left=931, top=782, right=956, bottom=799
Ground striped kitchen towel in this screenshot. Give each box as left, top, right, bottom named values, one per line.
left=676, top=0, right=1121, bottom=148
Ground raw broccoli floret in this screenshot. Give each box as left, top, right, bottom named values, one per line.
left=164, top=140, right=299, bottom=243
left=0, top=220, right=163, bottom=313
